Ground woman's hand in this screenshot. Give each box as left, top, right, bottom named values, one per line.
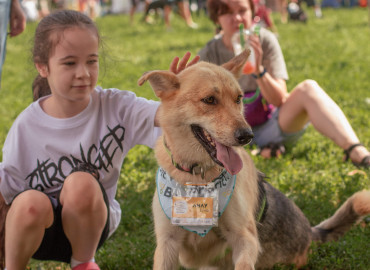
left=169, top=52, right=200, bottom=74
left=249, top=34, right=264, bottom=74
left=248, top=33, right=288, bottom=106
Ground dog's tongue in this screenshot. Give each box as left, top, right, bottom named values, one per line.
left=215, top=141, right=243, bottom=175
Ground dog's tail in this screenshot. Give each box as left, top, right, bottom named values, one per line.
left=311, top=190, right=370, bottom=242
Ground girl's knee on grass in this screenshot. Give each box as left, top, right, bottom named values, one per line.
left=60, top=171, right=106, bottom=216
left=5, top=191, right=54, bottom=269
left=7, top=190, right=54, bottom=230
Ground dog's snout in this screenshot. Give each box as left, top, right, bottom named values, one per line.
left=235, top=128, right=254, bottom=145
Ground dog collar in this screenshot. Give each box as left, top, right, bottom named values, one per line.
left=163, top=137, right=213, bottom=179
left=156, top=167, right=236, bottom=237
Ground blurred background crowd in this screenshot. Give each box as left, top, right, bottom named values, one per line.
left=20, top=0, right=369, bottom=23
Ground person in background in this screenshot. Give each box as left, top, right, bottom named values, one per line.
left=198, top=0, right=369, bottom=168
left=0, top=0, right=26, bottom=88
left=37, top=0, right=50, bottom=19
left=78, top=0, right=100, bottom=19
left=129, top=0, right=154, bottom=24
left=252, top=0, right=278, bottom=35
left=164, top=0, right=198, bottom=29
left=299, top=0, right=322, bottom=18
left=276, top=0, right=288, bottom=23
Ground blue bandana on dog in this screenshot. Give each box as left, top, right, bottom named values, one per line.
left=156, top=167, right=236, bottom=237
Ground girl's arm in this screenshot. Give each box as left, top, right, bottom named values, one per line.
left=169, top=52, right=200, bottom=74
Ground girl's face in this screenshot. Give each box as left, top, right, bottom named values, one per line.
left=37, top=27, right=99, bottom=110
left=218, top=0, right=253, bottom=39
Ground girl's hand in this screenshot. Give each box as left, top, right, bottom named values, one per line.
left=169, top=52, right=200, bottom=74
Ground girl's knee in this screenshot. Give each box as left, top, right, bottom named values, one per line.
left=61, top=172, right=103, bottom=212
left=8, top=190, right=52, bottom=227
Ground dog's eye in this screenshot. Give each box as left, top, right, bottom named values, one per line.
left=202, top=96, right=217, bottom=105
left=236, top=95, right=243, bottom=104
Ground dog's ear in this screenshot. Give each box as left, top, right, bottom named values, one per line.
left=222, top=49, right=250, bottom=78
left=138, top=70, right=180, bottom=99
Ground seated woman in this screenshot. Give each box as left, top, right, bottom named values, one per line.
left=198, top=0, right=369, bottom=168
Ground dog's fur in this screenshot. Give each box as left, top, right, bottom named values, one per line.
left=138, top=50, right=370, bottom=270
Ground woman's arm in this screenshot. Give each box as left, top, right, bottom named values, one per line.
left=250, top=35, right=289, bottom=107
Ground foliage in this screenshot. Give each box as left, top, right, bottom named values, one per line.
left=1, top=7, right=369, bottom=270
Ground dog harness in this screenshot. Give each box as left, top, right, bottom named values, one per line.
left=156, top=167, right=236, bottom=237
left=256, top=172, right=268, bottom=223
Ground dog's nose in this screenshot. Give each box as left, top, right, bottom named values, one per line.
left=235, top=128, right=254, bottom=145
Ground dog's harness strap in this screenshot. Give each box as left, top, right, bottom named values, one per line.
left=256, top=192, right=267, bottom=222
left=256, top=172, right=268, bottom=223
left=163, top=137, right=191, bottom=171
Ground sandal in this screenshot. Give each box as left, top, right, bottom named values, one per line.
left=343, top=143, right=370, bottom=169
left=259, top=143, right=286, bottom=159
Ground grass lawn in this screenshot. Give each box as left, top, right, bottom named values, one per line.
left=1, top=6, right=369, bottom=270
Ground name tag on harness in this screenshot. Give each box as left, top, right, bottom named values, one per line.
left=156, top=167, right=236, bottom=237
left=171, top=183, right=217, bottom=226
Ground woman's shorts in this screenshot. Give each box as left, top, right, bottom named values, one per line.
left=251, top=108, right=308, bottom=148
left=30, top=164, right=110, bottom=263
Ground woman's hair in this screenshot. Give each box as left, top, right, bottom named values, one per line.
left=207, top=0, right=255, bottom=25
left=32, top=10, right=101, bottom=101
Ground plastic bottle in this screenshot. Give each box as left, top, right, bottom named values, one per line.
left=231, top=26, right=256, bottom=75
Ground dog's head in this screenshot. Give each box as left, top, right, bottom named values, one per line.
left=138, top=50, right=253, bottom=175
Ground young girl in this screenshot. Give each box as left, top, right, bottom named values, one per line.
left=198, top=0, right=370, bottom=167
left=0, top=9, right=197, bottom=270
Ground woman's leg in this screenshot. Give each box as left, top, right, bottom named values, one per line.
left=59, top=172, right=107, bottom=264
left=278, top=79, right=369, bottom=164
left=164, top=4, right=172, bottom=28
left=5, top=190, right=54, bottom=269
left=278, top=0, right=288, bottom=23
left=177, top=1, right=197, bottom=28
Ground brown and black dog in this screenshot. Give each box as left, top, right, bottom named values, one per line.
left=138, top=50, right=370, bottom=270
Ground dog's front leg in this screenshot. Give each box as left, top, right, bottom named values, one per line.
left=153, top=192, right=184, bottom=270
left=225, top=225, right=260, bottom=270
left=233, top=234, right=259, bottom=270
left=153, top=230, right=182, bottom=270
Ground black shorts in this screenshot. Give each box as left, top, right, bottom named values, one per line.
left=31, top=164, right=110, bottom=263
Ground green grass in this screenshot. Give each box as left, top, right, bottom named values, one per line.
left=1, top=7, right=370, bottom=270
